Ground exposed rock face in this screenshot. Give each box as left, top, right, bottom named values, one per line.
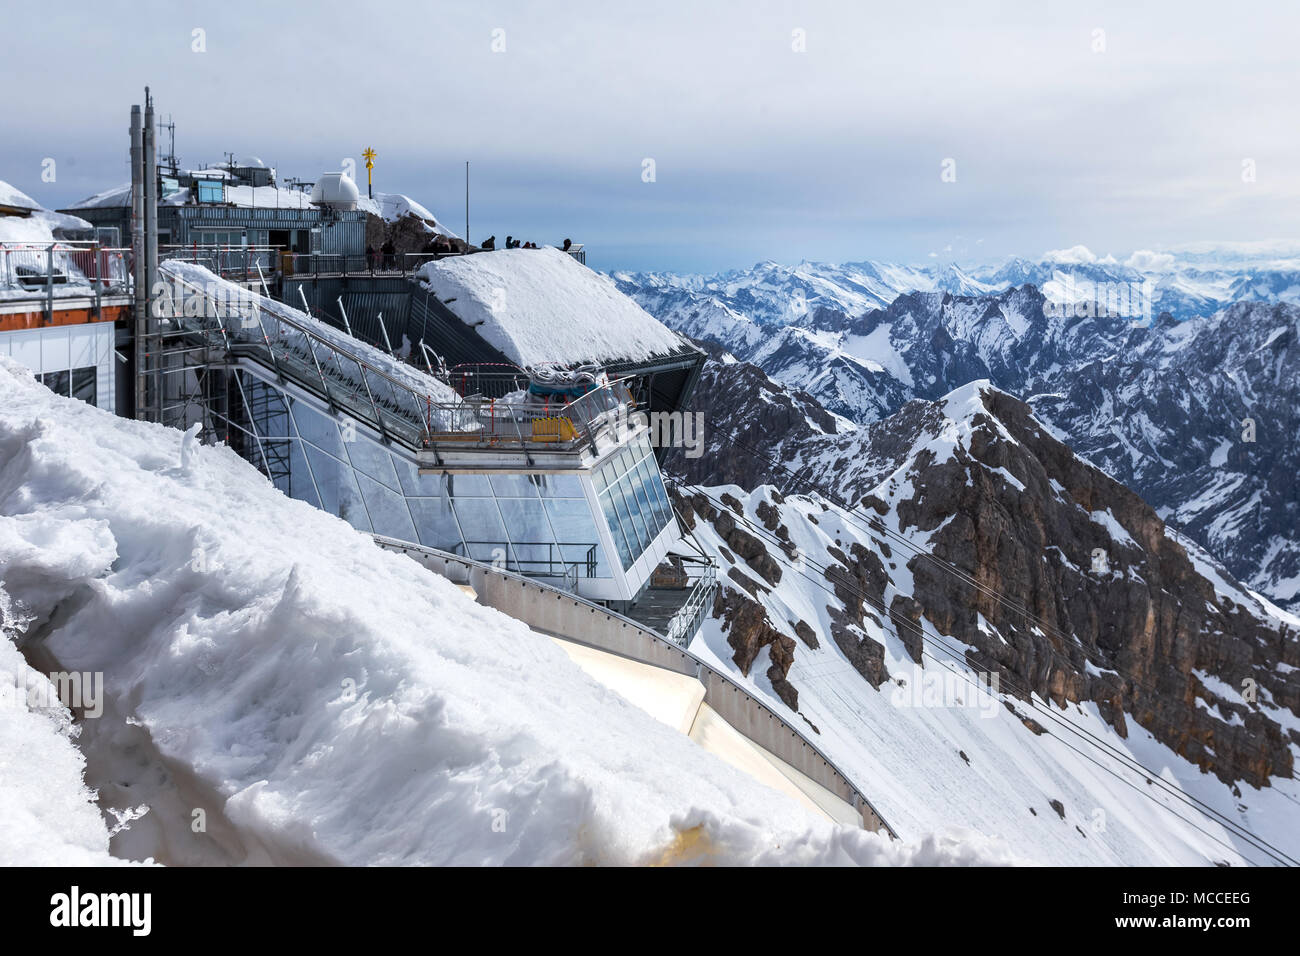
left=883, top=387, right=1298, bottom=788
left=662, top=339, right=845, bottom=490
left=677, top=491, right=798, bottom=710
left=712, top=584, right=798, bottom=711
left=669, top=354, right=1300, bottom=790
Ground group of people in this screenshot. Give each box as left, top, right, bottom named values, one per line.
left=363, top=232, right=573, bottom=269
left=365, top=239, right=397, bottom=270
left=481, top=235, right=573, bottom=252
left=365, top=233, right=465, bottom=270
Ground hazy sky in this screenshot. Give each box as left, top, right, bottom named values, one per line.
left=4, top=1, right=1299, bottom=272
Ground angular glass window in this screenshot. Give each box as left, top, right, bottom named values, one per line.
left=535, top=473, right=585, bottom=499
left=356, top=471, right=417, bottom=541
left=393, top=457, right=448, bottom=497
left=344, top=434, right=402, bottom=491
left=608, top=480, right=648, bottom=557
left=452, top=497, right=511, bottom=564
left=291, top=400, right=345, bottom=458
left=445, top=473, right=493, bottom=497
left=406, top=496, right=464, bottom=552
left=598, top=490, right=634, bottom=570
left=628, top=464, right=662, bottom=544
left=496, top=496, right=556, bottom=574
left=490, top=473, right=542, bottom=498
left=287, top=439, right=321, bottom=509
left=636, top=459, right=673, bottom=530
left=615, top=476, right=651, bottom=553
left=545, top=498, right=610, bottom=578
left=40, top=370, right=70, bottom=396
left=303, top=444, right=370, bottom=532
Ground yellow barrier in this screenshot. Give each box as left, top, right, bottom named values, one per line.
left=531, top=417, right=577, bottom=442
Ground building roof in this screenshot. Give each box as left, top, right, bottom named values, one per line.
left=417, top=247, right=689, bottom=367
left=0, top=179, right=39, bottom=214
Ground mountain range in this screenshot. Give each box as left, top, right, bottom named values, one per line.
left=613, top=250, right=1300, bottom=613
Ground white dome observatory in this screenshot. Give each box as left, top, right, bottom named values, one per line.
left=311, top=172, right=360, bottom=211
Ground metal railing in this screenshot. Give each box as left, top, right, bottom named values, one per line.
left=1, top=241, right=131, bottom=297
left=452, top=540, right=599, bottom=590
left=664, top=556, right=718, bottom=647
left=288, top=252, right=470, bottom=279
left=160, top=244, right=281, bottom=283
left=158, top=263, right=635, bottom=455
left=445, top=363, right=530, bottom=399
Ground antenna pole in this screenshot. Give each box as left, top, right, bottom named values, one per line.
left=465, top=161, right=469, bottom=248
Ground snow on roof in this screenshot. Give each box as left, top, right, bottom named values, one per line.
left=65, top=182, right=132, bottom=209
left=0, top=354, right=1011, bottom=865
left=0, top=213, right=56, bottom=244
left=0, top=179, right=38, bottom=211
left=215, top=184, right=314, bottom=209
left=417, top=247, right=688, bottom=366
left=67, top=180, right=317, bottom=210
left=357, top=192, right=458, bottom=237
left=0, top=179, right=91, bottom=238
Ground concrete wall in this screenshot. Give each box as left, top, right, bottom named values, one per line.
left=374, top=534, right=895, bottom=836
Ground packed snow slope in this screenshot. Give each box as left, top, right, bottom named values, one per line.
left=418, top=247, right=688, bottom=366
left=0, top=357, right=1015, bottom=866
left=666, top=366, right=1300, bottom=865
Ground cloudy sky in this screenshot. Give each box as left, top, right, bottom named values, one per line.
left=5, top=1, right=1298, bottom=272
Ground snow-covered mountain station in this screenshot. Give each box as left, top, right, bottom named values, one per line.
left=2, top=62, right=1298, bottom=873
left=1, top=93, right=942, bottom=865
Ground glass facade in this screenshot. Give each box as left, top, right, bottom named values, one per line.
left=594, top=434, right=675, bottom=571
left=242, top=372, right=614, bottom=580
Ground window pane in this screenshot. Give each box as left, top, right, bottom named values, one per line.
left=616, top=476, right=651, bottom=553
left=598, top=491, right=634, bottom=570
left=287, top=439, right=321, bottom=508
left=303, top=444, right=370, bottom=531
left=638, top=459, right=673, bottom=530
left=407, top=497, right=464, bottom=552
left=71, top=367, right=97, bottom=406
left=629, top=463, right=662, bottom=544
left=535, top=473, right=585, bottom=498
left=452, top=497, right=510, bottom=563
left=393, top=457, right=448, bottom=497
left=291, top=400, right=344, bottom=458
left=344, top=434, right=401, bottom=491
left=41, top=370, right=70, bottom=396
left=496, top=496, right=555, bottom=573
left=546, top=499, right=609, bottom=578
left=446, top=473, right=493, bottom=497
left=490, top=473, right=542, bottom=498
left=356, top=471, right=417, bottom=541
left=609, top=480, right=648, bottom=556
